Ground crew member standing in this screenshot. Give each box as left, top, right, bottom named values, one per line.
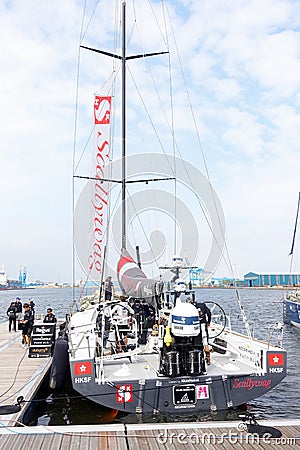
left=29, top=299, right=35, bottom=315
left=6, top=301, right=17, bottom=332
left=43, top=308, right=57, bottom=323
left=21, top=302, right=34, bottom=347
left=104, top=276, right=114, bottom=301
left=43, top=308, right=57, bottom=350
left=15, top=297, right=22, bottom=323
left=196, top=302, right=211, bottom=365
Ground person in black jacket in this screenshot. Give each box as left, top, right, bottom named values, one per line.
left=104, top=276, right=114, bottom=300
left=196, top=302, right=211, bottom=365
left=20, top=302, right=34, bottom=347
left=43, top=308, right=57, bottom=323
left=29, top=299, right=35, bottom=315
left=197, top=302, right=211, bottom=327
left=6, top=301, right=17, bottom=332
left=15, top=297, right=22, bottom=322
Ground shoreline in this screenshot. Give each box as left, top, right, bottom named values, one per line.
left=193, top=285, right=295, bottom=290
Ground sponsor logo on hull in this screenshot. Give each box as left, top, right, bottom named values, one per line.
left=73, top=361, right=93, bottom=376
left=267, top=352, right=284, bottom=367
left=232, top=377, right=271, bottom=390
left=267, top=352, right=285, bottom=374
left=173, top=384, right=196, bottom=406
left=116, top=385, right=133, bottom=403
left=196, top=385, right=209, bottom=399
left=75, top=376, right=92, bottom=384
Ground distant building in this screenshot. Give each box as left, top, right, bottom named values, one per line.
left=244, top=272, right=300, bottom=287
left=0, top=270, right=8, bottom=287
left=7, top=279, right=22, bottom=289
left=189, top=268, right=204, bottom=285
left=189, top=268, right=243, bottom=287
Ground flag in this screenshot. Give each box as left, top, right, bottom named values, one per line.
left=73, top=96, right=112, bottom=282
left=267, top=353, right=284, bottom=366
left=74, top=361, right=93, bottom=376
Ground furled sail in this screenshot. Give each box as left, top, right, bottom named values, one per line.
left=117, top=248, right=163, bottom=303
left=74, top=95, right=112, bottom=282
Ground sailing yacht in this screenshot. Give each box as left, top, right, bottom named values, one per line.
left=285, top=290, right=300, bottom=328
left=284, top=192, right=300, bottom=328
left=51, top=0, right=287, bottom=415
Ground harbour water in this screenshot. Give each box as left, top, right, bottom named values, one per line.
left=0, top=287, right=299, bottom=425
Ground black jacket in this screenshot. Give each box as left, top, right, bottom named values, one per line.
left=23, top=309, right=34, bottom=326
left=15, top=302, right=22, bottom=313
left=7, top=305, right=17, bottom=318
left=43, top=313, right=57, bottom=323
left=196, top=302, right=211, bottom=325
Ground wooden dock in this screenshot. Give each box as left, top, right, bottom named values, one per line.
left=0, top=320, right=299, bottom=449
left=0, top=320, right=52, bottom=426
left=0, top=421, right=299, bottom=449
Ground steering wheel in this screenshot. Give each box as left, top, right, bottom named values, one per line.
left=203, top=301, right=227, bottom=339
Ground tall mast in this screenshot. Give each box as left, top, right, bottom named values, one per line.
left=79, top=0, right=168, bottom=253
left=121, top=0, right=126, bottom=249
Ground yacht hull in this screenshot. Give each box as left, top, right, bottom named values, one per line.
left=285, top=297, right=300, bottom=328
left=69, top=363, right=286, bottom=414
left=65, top=305, right=287, bottom=414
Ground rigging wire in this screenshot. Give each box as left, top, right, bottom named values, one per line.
left=127, top=0, right=227, bottom=281
left=127, top=2, right=229, bottom=284
left=165, top=7, right=233, bottom=274
left=142, top=0, right=250, bottom=334
left=123, top=6, right=225, bottom=280
left=110, top=1, right=224, bottom=283
left=79, top=0, right=101, bottom=44
left=161, top=0, right=177, bottom=256
left=162, top=1, right=251, bottom=337
left=288, top=192, right=300, bottom=272
left=72, top=0, right=89, bottom=305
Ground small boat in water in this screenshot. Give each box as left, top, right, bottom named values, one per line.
left=285, top=291, right=300, bottom=329
left=50, top=0, right=287, bottom=416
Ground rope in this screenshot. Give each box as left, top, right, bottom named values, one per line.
left=0, top=348, right=28, bottom=400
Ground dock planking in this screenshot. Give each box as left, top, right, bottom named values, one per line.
left=0, top=320, right=53, bottom=426
left=0, top=425, right=128, bottom=450
left=126, top=421, right=300, bottom=449
left=0, top=422, right=299, bottom=449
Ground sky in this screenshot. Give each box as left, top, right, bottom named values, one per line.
left=1, top=0, right=300, bottom=283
